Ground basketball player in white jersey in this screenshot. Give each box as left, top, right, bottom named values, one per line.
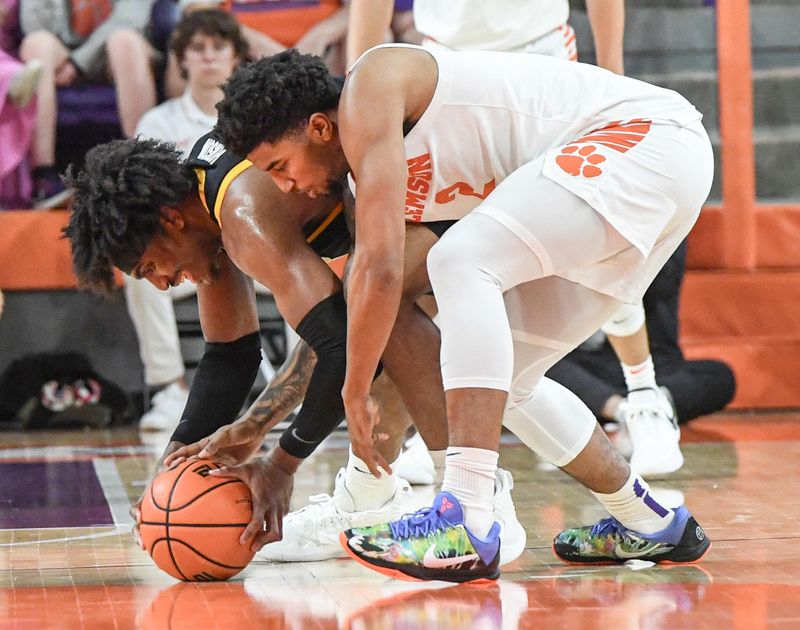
left=213, top=47, right=713, bottom=582
left=348, top=0, right=684, bottom=480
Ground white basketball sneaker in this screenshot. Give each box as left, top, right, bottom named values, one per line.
left=494, top=468, right=527, bottom=565
left=256, top=468, right=414, bottom=562
left=395, top=432, right=436, bottom=485
left=622, top=387, right=684, bottom=477
left=138, top=382, right=189, bottom=432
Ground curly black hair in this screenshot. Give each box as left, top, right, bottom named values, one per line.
left=64, top=138, right=197, bottom=293
left=215, top=49, right=342, bottom=156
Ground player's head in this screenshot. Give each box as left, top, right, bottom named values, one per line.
left=170, top=8, right=248, bottom=85
left=65, top=139, right=222, bottom=293
left=215, top=49, right=348, bottom=198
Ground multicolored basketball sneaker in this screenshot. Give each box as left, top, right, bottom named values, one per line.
left=340, top=492, right=501, bottom=583
left=553, top=505, right=710, bottom=564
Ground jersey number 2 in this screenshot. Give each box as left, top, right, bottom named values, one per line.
left=434, top=179, right=496, bottom=204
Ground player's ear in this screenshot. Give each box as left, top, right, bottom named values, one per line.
left=160, top=207, right=185, bottom=230
left=308, top=112, right=334, bottom=142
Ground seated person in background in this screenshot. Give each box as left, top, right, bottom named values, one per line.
left=128, top=8, right=248, bottom=431
left=180, top=0, right=349, bottom=74
left=19, top=0, right=157, bottom=207
left=547, top=240, right=736, bottom=430
left=0, top=0, right=41, bottom=208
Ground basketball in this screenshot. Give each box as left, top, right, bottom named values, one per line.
left=140, top=459, right=256, bottom=581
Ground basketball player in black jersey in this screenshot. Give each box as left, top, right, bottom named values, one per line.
left=65, top=135, right=449, bottom=553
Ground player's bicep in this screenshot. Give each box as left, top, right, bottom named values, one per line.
left=236, top=233, right=343, bottom=330
left=339, top=62, right=408, bottom=256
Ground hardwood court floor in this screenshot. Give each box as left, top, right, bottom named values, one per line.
left=2, top=412, right=800, bottom=629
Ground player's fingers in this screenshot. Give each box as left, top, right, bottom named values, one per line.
left=360, top=446, right=384, bottom=478
left=252, top=530, right=276, bottom=552
left=266, top=506, right=282, bottom=539
left=374, top=451, right=392, bottom=476
left=167, top=455, right=186, bottom=468
left=373, top=432, right=389, bottom=442
left=197, top=437, right=219, bottom=459
left=239, top=513, right=264, bottom=545
left=207, top=465, right=241, bottom=480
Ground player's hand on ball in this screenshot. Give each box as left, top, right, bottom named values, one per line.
left=209, top=449, right=296, bottom=552
left=165, top=419, right=266, bottom=469
left=343, top=393, right=392, bottom=478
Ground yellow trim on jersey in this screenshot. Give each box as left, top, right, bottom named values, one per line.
left=194, top=168, right=209, bottom=215
left=213, top=159, right=254, bottom=227
left=306, top=203, right=344, bottom=244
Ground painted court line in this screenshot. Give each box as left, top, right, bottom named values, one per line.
left=92, top=458, right=135, bottom=527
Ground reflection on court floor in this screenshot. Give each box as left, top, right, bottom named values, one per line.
left=2, top=413, right=800, bottom=628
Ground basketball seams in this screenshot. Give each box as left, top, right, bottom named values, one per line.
left=142, top=460, right=255, bottom=581
left=151, top=538, right=187, bottom=581
left=150, top=537, right=249, bottom=574
left=164, top=461, right=197, bottom=581
left=167, top=538, right=250, bottom=571
left=167, top=478, right=248, bottom=511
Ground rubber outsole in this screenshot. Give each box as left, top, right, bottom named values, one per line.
left=339, top=532, right=499, bottom=583
left=552, top=539, right=712, bottom=566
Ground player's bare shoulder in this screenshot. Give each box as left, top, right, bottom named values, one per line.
left=343, top=46, right=438, bottom=124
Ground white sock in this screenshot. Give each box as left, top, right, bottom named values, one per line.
left=441, top=446, right=498, bottom=538
left=592, top=470, right=674, bottom=534
left=622, top=355, right=658, bottom=396
left=430, top=449, right=446, bottom=486
left=343, top=448, right=399, bottom=512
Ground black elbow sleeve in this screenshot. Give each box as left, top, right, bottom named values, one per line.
left=279, top=292, right=348, bottom=458
left=170, top=331, right=262, bottom=445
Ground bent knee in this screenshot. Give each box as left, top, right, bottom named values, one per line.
left=105, top=29, right=149, bottom=56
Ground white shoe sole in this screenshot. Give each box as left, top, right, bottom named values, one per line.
left=256, top=541, right=343, bottom=562
left=632, top=449, right=684, bottom=477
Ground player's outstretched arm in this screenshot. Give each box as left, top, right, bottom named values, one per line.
left=164, top=339, right=317, bottom=468
left=132, top=256, right=262, bottom=549
left=338, top=47, right=434, bottom=474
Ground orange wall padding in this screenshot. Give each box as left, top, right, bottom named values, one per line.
left=680, top=271, right=800, bottom=408
left=688, top=205, right=800, bottom=270
left=0, top=211, right=79, bottom=290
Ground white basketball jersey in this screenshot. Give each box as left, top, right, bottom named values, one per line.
left=397, top=46, right=702, bottom=228
left=413, top=0, right=569, bottom=51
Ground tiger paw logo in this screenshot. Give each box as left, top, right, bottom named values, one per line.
left=556, top=144, right=606, bottom=178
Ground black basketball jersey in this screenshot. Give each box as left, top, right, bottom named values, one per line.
left=186, top=132, right=351, bottom=261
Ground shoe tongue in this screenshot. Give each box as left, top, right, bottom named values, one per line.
left=433, top=491, right=463, bottom=523
left=627, top=387, right=660, bottom=406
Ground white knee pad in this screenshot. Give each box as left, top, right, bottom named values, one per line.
left=503, top=377, right=597, bottom=467
left=601, top=302, right=645, bottom=338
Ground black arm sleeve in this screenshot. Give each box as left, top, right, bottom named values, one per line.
left=170, top=331, right=262, bottom=445
left=279, top=292, right=348, bottom=458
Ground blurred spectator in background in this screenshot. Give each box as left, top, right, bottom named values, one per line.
left=0, top=0, right=39, bottom=208
left=180, top=0, right=349, bottom=73
left=19, top=0, right=157, bottom=207
left=128, top=8, right=247, bottom=431
left=547, top=242, right=736, bottom=426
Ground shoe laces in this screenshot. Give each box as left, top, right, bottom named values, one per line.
left=624, top=401, right=676, bottom=441
left=389, top=506, right=450, bottom=539
left=590, top=516, right=626, bottom=539
left=287, top=493, right=351, bottom=537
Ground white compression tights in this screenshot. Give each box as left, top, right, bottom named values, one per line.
left=427, top=180, right=630, bottom=465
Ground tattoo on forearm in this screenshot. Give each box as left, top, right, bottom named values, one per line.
left=245, top=340, right=317, bottom=431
